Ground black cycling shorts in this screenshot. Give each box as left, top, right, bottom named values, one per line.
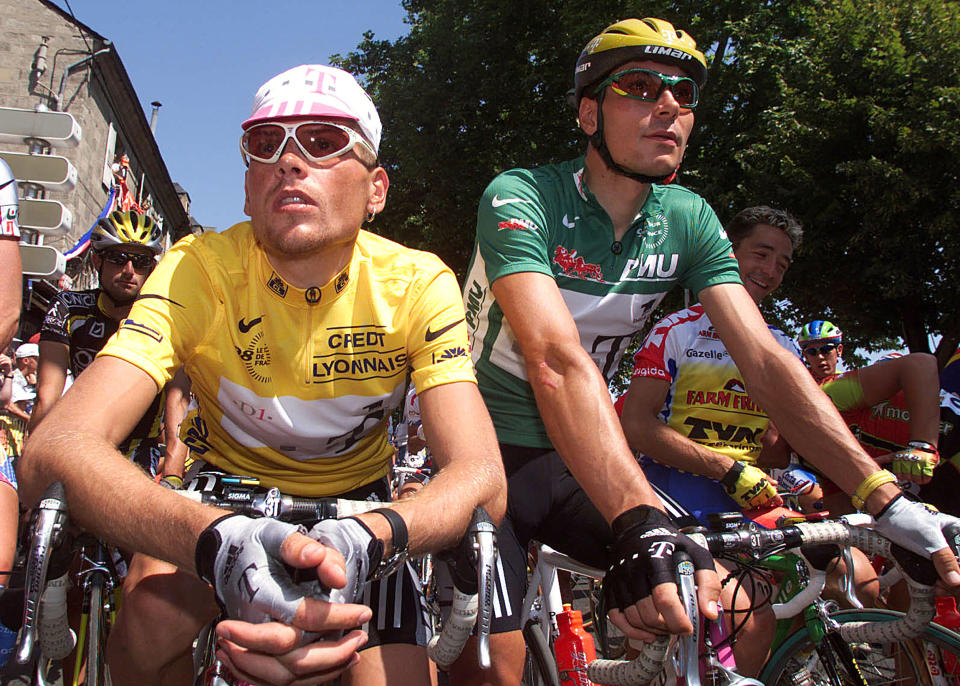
left=483, top=444, right=696, bottom=633
left=184, top=461, right=430, bottom=649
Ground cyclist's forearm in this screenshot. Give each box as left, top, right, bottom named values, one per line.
left=4, top=401, right=30, bottom=422
left=623, top=410, right=734, bottom=480
left=897, top=355, right=941, bottom=445
left=19, top=427, right=219, bottom=570
left=26, top=393, right=55, bottom=432
left=373, top=452, right=505, bottom=556
left=531, top=353, right=665, bottom=522
left=741, top=349, right=885, bottom=499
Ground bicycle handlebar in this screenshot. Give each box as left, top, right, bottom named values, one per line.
left=427, top=506, right=498, bottom=670
left=587, top=518, right=938, bottom=686
left=176, top=487, right=382, bottom=520
left=17, top=482, right=70, bottom=665
left=179, top=481, right=500, bottom=669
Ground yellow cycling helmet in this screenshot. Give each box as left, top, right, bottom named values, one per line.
left=574, top=18, right=708, bottom=103
left=92, top=210, right=164, bottom=255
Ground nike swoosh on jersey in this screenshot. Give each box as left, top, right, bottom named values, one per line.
left=491, top=195, right=534, bottom=208
left=238, top=316, right=263, bottom=333
left=425, top=318, right=465, bottom=342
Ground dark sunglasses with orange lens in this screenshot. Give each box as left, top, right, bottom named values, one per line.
left=596, top=68, right=700, bottom=108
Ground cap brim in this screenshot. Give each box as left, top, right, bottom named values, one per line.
left=242, top=101, right=359, bottom=130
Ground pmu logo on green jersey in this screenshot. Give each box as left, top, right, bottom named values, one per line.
left=465, top=280, right=487, bottom=329
left=620, top=253, right=679, bottom=281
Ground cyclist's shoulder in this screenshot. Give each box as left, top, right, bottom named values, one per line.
left=153, top=222, right=255, bottom=292
left=649, top=303, right=709, bottom=338
left=170, top=221, right=251, bottom=264
left=650, top=182, right=712, bottom=210
left=356, top=230, right=450, bottom=282
left=767, top=323, right=802, bottom=355
left=483, top=158, right=581, bottom=204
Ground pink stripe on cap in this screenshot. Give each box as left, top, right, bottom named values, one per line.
left=242, top=65, right=381, bottom=153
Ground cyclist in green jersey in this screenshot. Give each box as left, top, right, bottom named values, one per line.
left=461, top=17, right=960, bottom=684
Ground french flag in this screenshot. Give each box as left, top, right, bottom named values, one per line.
left=64, top=186, right=117, bottom=260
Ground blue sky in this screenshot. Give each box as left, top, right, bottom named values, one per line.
left=52, top=0, right=410, bottom=231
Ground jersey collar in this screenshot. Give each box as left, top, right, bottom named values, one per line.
left=572, top=158, right=667, bottom=233
left=257, top=246, right=355, bottom=308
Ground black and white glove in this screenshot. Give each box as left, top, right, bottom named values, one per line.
left=195, top=514, right=318, bottom=624
left=873, top=494, right=957, bottom=558
left=604, top=505, right=714, bottom=611
left=307, top=517, right=377, bottom=604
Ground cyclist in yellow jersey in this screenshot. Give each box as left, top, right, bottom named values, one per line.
left=19, top=64, right=506, bottom=686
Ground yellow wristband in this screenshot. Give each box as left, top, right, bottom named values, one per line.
left=851, top=469, right=897, bottom=511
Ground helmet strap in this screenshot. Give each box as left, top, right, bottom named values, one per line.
left=589, top=89, right=678, bottom=185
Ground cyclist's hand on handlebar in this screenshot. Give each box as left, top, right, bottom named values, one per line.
left=889, top=442, right=940, bottom=485
left=604, top=506, right=720, bottom=641
left=723, top=462, right=781, bottom=509
left=195, top=514, right=368, bottom=625
left=215, top=621, right=369, bottom=686
left=873, top=494, right=960, bottom=591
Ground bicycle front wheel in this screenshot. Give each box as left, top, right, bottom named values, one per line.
left=761, top=608, right=960, bottom=686
left=522, top=620, right=561, bottom=686
left=84, top=576, right=112, bottom=686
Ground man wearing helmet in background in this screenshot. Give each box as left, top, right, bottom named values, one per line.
left=461, top=17, right=960, bottom=683
left=798, top=319, right=845, bottom=382
left=798, top=320, right=948, bottom=507
left=30, top=210, right=167, bottom=476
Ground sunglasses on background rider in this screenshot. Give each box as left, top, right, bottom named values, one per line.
left=240, top=121, right=376, bottom=166
left=99, top=250, right=156, bottom=270
left=595, top=68, right=700, bottom=109
left=802, top=343, right=839, bottom=357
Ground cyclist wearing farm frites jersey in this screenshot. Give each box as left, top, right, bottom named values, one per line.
left=467, top=164, right=739, bottom=446
left=622, top=207, right=803, bottom=527
left=100, top=222, right=468, bottom=496
left=628, top=303, right=800, bottom=522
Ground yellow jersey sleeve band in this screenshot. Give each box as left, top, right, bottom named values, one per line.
left=100, top=222, right=475, bottom=496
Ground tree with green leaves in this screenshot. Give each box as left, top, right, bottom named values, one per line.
left=335, top=0, right=959, bottom=365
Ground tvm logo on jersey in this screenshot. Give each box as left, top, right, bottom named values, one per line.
left=311, top=325, right=406, bottom=384
left=497, top=218, right=537, bottom=232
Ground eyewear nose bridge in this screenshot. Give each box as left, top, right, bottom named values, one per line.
left=803, top=344, right=838, bottom=357
left=599, top=68, right=700, bottom=108
left=240, top=120, right=376, bottom=166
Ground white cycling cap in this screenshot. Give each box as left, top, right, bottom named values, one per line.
left=242, top=65, right=382, bottom=155
left=15, top=343, right=38, bottom=359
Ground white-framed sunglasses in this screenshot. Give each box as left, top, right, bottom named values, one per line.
left=240, top=120, right=376, bottom=166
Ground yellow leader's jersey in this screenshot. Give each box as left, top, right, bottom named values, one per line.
left=100, top=222, right=475, bottom=496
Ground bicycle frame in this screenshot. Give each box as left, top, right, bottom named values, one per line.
left=521, top=544, right=748, bottom=686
